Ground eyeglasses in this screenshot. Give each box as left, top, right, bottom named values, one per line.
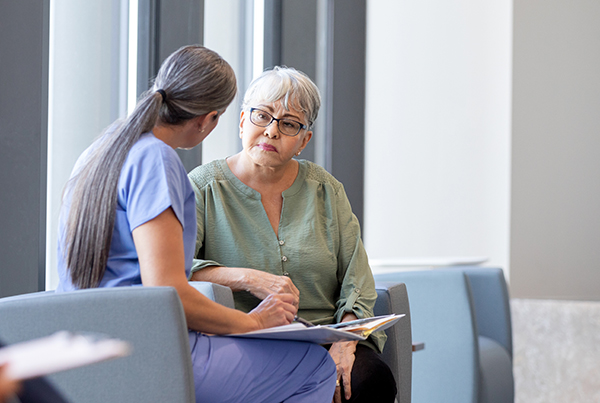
left=249, top=108, right=307, bottom=137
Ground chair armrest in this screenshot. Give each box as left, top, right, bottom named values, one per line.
left=188, top=281, right=235, bottom=309
left=375, top=281, right=412, bottom=403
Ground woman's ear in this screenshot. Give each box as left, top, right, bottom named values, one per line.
left=301, top=130, right=313, bottom=148
left=198, top=111, right=219, bottom=132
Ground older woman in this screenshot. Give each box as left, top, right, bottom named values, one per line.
left=189, top=67, right=396, bottom=403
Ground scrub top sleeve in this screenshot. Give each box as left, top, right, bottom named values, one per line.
left=120, top=144, right=188, bottom=231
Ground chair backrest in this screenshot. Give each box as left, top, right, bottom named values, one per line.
left=0, top=286, right=195, bottom=403
left=375, top=282, right=412, bottom=403
left=459, top=267, right=513, bottom=356
left=375, top=270, right=479, bottom=403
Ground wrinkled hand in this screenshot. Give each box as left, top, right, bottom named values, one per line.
left=247, top=293, right=297, bottom=329
left=245, top=270, right=300, bottom=308
left=329, top=340, right=358, bottom=403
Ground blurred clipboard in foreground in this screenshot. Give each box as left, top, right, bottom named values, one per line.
left=228, top=314, right=405, bottom=344
left=0, top=331, right=131, bottom=381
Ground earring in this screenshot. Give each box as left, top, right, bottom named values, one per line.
left=199, top=128, right=205, bottom=134
left=296, top=150, right=302, bottom=156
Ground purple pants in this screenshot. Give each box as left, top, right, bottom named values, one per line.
left=189, top=332, right=336, bottom=403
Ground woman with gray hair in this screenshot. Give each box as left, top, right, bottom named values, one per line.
left=189, top=66, right=397, bottom=403
left=56, top=47, right=336, bottom=402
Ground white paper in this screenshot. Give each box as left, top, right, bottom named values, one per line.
left=227, top=314, right=405, bottom=344
left=228, top=324, right=366, bottom=344
left=326, top=314, right=405, bottom=334
left=0, top=332, right=132, bottom=381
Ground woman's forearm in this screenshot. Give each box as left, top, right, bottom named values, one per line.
left=134, top=209, right=295, bottom=334
left=191, top=266, right=300, bottom=305
left=176, top=282, right=297, bottom=334
left=176, top=282, right=258, bottom=334
left=190, top=266, right=253, bottom=292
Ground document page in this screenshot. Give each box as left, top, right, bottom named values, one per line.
left=227, top=314, right=405, bottom=344
left=326, top=314, right=405, bottom=337
left=0, top=331, right=131, bottom=381
left=228, top=324, right=366, bottom=344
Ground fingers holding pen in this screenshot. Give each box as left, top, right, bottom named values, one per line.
left=248, top=293, right=297, bottom=329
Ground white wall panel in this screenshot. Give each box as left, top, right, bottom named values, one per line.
left=364, top=0, right=512, bottom=274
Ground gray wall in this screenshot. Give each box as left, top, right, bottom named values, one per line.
left=0, top=1, right=49, bottom=297
left=511, top=0, right=600, bottom=300
left=137, top=0, right=204, bottom=173
left=263, top=0, right=367, bottom=225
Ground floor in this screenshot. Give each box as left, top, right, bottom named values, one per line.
left=511, top=298, right=600, bottom=403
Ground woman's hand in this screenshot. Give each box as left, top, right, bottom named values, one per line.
left=244, top=270, right=300, bottom=308
left=329, top=340, right=358, bottom=403
left=191, top=267, right=300, bottom=308
left=329, top=312, right=360, bottom=402
left=0, top=365, right=20, bottom=403
left=247, top=293, right=297, bottom=329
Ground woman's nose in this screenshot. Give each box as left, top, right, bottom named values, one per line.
left=264, top=123, right=279, bottom=138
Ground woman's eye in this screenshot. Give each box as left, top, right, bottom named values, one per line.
left=283, top=121, right=298, bottom=129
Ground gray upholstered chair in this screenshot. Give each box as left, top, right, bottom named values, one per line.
left=374, top=282, right=412, bottom=403
left=374, top=268, right=514, bottom=403
left=0, top=282, right=232, bottom=403
left=440, top=267, right=514, bottom=403
left=375, top=270, right=481, bottom=403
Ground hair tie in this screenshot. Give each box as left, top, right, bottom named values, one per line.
left=156, top=89, right=167, bottom=103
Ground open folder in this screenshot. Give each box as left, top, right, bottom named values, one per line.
left=227, top=314, right=404, bottom=344
left=0, top=331, right=131, bottom=381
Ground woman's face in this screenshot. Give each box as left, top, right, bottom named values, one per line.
left=239, top=100, right=312, bottom=169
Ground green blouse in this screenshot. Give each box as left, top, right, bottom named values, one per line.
left=188, top=159, right=385, bottom=352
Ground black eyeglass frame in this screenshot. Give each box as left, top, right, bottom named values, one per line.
left=249, top=107, right=308, bottom=137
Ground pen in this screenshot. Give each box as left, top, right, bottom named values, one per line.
left=294, top=315, right=315, bottom=327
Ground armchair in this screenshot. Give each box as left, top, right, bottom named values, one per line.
left=374, top=267, right=514, bottom=403
left=0, top=282, right=232, bottom=403
left=440, top=267, right=514, bottom=403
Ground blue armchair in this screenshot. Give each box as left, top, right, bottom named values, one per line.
left=0, top=282, right=232, bottom=403
left=374, top=267, right=514, bottom=403
left=442, top=267, right=514, bottom=403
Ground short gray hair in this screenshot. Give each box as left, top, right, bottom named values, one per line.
left=242, top=66, right=321, bottom=128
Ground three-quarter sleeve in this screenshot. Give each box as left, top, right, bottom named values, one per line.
left=333, top=183, right=386, bottom=352
left=189, top=176, right=222, bottom=278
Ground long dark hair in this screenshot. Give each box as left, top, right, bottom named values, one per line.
left=64, top=45, right=236, bottom=288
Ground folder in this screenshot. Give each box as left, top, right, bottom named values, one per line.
left=227, top=314, right=404, bottom=344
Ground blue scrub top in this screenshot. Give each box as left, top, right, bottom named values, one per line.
left=57, top=132, right=196, bottom=291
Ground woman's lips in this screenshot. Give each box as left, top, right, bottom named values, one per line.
left=257, top=142, right=277, bottom=152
